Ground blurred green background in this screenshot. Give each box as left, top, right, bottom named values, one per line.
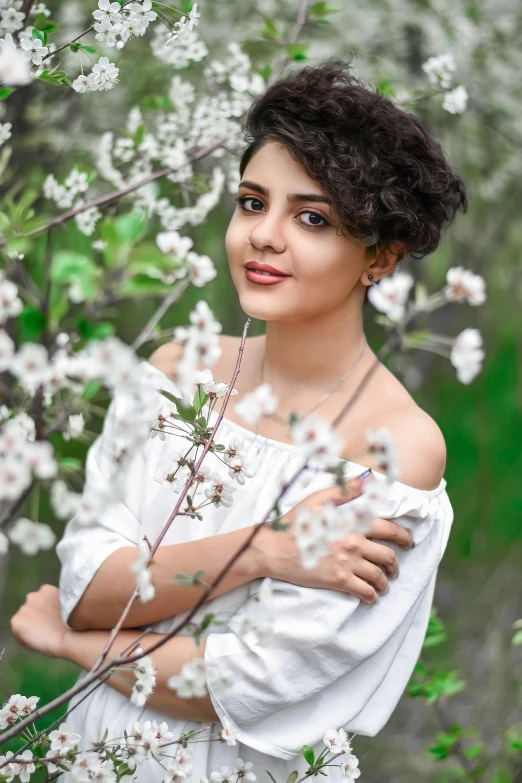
left=1, top=0, right=522, bottom=780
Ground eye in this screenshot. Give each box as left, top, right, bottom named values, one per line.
left=235, top=196, right=330, bottom=229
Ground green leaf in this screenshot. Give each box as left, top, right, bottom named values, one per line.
left=463, top=743, right=483, bottom=760
left=262, top=17, right=279, bottom=40
left=76, top=317, right=115, bottom=341
left=32, top=28, right=46, bottom=43
left=18, top=307, right=46, bottom=342
left=302, top=746, right=314, bottom=765
left=284, top=43, right=309, bottom=61
left=0, top=87, right=14, bottom=100
left=490, top=771, right=513, bottom=783
left=286, top=772, right=298, bottom=783
left=265, top=771, right=279, bottom=783
left=60, top=457, right=83, bottom=470
left=51, top=250, right=101, bottom=302
left=512, top=630, right=522, bottom=645
left=134, top=123, right=145, bottom=146
left=113, top=211, right=147, bottom=243
left=192, top=385, right=207, bottom=415
left=158, top=389, right=196, bottom=422
left=80, top=45, right=96, bottom=53
left=82, top=379, right=102, bottom=400
left=69, top=43, right=80, bottom=52
left=40, top=21, right=60, bottom=34
left=309, top=1, right=339, bottom=15
left=38, top=69, right=71, bottom=87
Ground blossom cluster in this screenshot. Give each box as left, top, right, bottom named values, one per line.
left=367, top=267, right=487, bottom=385
left=421, top=52, right=468, bottom=114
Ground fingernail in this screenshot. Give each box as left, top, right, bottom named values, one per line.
left=404, top=527, right=416, bottom=549
left=359, top=468, right=372, bottom=479
left=392, top=569, right=400, bottom=579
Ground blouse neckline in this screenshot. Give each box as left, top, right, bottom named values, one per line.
left=142, top=360, right=447, bottom=498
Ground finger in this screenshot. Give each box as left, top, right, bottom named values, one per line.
left=360, top=539, right=400, bottom=578
left=323, top=477, right=364, bottom=505
left=343, top=575, right=379, bottom=605
left=353, top=560, right=389, bottom=595
left=366, top=517, right=414, bottom=550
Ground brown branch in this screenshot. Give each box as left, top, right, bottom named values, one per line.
left=18, top=136, right=229, bottom=242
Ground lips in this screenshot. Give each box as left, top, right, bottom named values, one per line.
left=244, top=262, right=290, bottom=277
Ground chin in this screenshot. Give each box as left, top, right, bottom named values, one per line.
left=236, top=289, right=288, bottom=321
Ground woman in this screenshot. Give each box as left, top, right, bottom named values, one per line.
left=11, top=60, right=464, bottom=781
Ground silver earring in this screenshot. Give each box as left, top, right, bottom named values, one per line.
left=246, top=233, right=253, bottom=245
left=391, top=259, right=401, bottom=278
left=368, top=274, right=376, bottom=285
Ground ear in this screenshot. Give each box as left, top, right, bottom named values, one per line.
left=361, top=242, right=406, bottom=286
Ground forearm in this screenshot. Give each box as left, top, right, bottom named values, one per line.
left=69, top=525, right=268, bottom=631
left=62, top=628, right=218, bottom=722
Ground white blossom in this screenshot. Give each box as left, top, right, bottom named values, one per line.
left=8, top=517, right=56, bottom=555
left=0, top=273, right=23, bottom=323
left=450, top=328, right=485, bottom=384
left=50, top=479, right=81, bottom=520
left=0, top=121, right=11, bottom=144
left=168, top=657, right=208, bottom=698
left=367, top=272, right=414, bottom=322
left=186, top=251, right=217, bottom=287
left=445, top=266, right=486, bottom=305
left=63, top=412, right=85, bottom=441
left=131, top=648, right=157, bottom=707
left=131, top=538, right=156, bottom=601
left=194, top=368, right=238, bottom=399
left=291, top=413, right=344, bottom=469
left=421, top=52, right=456, bottom=90
left=220, top=716, right=237, bottom=746
left=0, top=34, right=32, bottom=85
left=156, top=230, right=193, bottom=259
left=366, top=426, right=399, bottom=482
left=48, top=722, right=81, bottom=752
left=340, top=755, right=361, bottom=780
left=10, top=342, right=51, bottom=393
left=0, top=694, right=39, bottom=729
left=0, top=328, right=14, bottom=370
left=93, top=0, right=121, bottom=26
left=442, top=84, right=468, bottom=114
left=91, top=56, right=119, bottom=90
left=230, top=758, right=256, bottom=783
left=0, top=7, right=25, bottom=35
left=230, top=578, right=275, bottom=645
left=226, top=453, right=255, bottom=486
left=234, top=383, right=278, bottom=426
left=323, top=727, right=353, bottom=754
left=20, top=36, right=48, bottom=65
left=203, top=471, right=237, bottom=507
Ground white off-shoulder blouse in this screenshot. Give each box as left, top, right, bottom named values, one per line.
left=56, top=360, right=453, bottom=782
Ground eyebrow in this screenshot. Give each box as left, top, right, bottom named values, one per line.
left=238, top=180, right=332, bottom=207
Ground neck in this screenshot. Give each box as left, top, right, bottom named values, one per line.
left=261, top=302, right=370, bottom=392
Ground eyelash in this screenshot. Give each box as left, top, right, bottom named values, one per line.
left=234, top=195, right=330, bottom=229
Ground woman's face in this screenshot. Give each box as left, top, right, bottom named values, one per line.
left=225, top=140, right=370, bottom=323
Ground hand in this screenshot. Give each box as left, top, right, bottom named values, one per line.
left=11, top=584, right=71, bottom=659
left=256, top=476, right=414, bottom=605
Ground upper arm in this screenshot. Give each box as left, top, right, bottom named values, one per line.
left=389, top=409, right=447, bottom=491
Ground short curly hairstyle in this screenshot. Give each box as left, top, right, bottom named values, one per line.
left=238, top=59, right=467, bottom=262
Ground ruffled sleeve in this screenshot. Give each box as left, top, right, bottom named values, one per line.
left=204, top=474, right=453, bottom=760
left=56, top=365, right=157, bottom=626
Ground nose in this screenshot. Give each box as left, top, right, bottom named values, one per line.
left=246, top=209, right=286, bottom=254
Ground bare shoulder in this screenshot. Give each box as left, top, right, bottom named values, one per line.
left=363, top=362, right=447, bottom=491
left=147, top=334, right=237, bottom=381
left=385, top=404, right=447, bottom=491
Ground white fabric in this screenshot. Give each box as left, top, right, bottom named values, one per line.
left=56, top=360, right=453, bottom=782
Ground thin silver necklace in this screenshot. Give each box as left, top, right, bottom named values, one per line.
left=254, top=338, right=367, bottom=438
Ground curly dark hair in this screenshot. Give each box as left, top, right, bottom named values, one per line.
left=238, top=59, right=467, bottom=262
